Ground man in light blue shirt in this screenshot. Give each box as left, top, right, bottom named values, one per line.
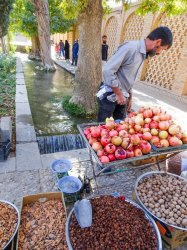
left=97, top=26, right=173, bottom=122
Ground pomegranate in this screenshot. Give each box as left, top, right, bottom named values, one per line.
left=100, top=136, right=111, bottom=146
left=149, top=121, right=159, bottom=129
left=121, top=138, right=130, bottom=149
left=150, top=136, right=160, bottom=146
left=139, top=141, right=151, bottom=154
left=115, top=148, right=126, bottom=160
left=153, top=116, right=160, bottom=122
left=86, top=133, right=92, bottom=139
left=176, top=132, right=182, bottom=139
left=168, top=124, right=180, bottom=135
left=89, top=137, right=97, bottom=145
left=160, top=139, right=169, bottom=147
left=106, top=120, right=115, bottom=130
left=126, top=149, right=135, bottom=158
left=182, top=136, right=187, bottom=144
left=111, top=136, right=122, bottom=146
left=119, top=130, right=128, bottom=138
left=109, top=130, right=118, bottom=137
left=101, top=129, right=109, bottom=137
left=128, top=128, right=135, bottom=135
left=152, top=107, right=161, bottom=115
left=131, top=134, right=141, bottom=145
left=151, top=128, right=159, bottom=136
left=143, top=109, right=153, bottom=119
left=92, top=142, right=103, bottom=151
left=139, top=107, right=145, bottom=113
left=91, top=127, right=101, bottom=138
left=108, top=154, right=116, bottom=161
left=169, top=136, right=180, bottom=146
left=97, top=149, right=106, bottom=157
left=105, top=143, right=116, bottom=154
left=143, top=132, right=152, bottom=141
left=158, top=121, right=169, bottom=130
left=137, top=133, right=143, bottom=139
left=159, top=113, right=170, bottom=121
left=144, top=118, right=152, bottom=124
left=116, top=124, right=126, bottom=132
left=100, top=156, right=110, bottom=164
left=142, top=128, right=150, bottom=133
left=134, top=148, right=143, bottom=157
left=159, top=130, right=168, bottom=139
left=84, top=127, right=91, bottom=136
left=134, top=116, right=144, bottom=126
left=134, top=124, right=142, bottom=132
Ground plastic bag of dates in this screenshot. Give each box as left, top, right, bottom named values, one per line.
left=18, top=199, right=67, bottom=250
left=68, top=196, right=160, bottom=250
left=0, top=201, right=19, bottom=249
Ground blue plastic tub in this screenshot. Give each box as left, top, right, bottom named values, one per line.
left=51, top=158, right=72, bottom=179
left=58, top=176, right=83, bottom=204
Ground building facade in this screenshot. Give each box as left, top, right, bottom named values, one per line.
left=52, top=3, right=187, bottom=96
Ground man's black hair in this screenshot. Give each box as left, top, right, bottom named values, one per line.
left=102, top=35, right=107, bottom=38
left=147, top=26, right=173, bottom=48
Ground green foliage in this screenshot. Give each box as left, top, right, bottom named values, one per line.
left=61, top=0, right=89, bottom=19
left=0, top=0, right=15, bottom=37
left=137, top=0, right=187, bottom=16
left=62, top=96, right=87, bottom=117
left=9, top=0, right=74, bottom=38
left=0, top=53, right=16, bottom=119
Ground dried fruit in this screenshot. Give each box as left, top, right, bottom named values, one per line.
left=0, top=202, right=18, bottom=249
left=18, top=199, right=67, bottom=250
left=70, top=196, right=158, bottom=250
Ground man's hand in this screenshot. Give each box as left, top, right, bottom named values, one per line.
left=127, top=96, right=132, bottom=113
left=111, top=87, right=126, bottom=105
left=116, top=93, right=126, bottom=105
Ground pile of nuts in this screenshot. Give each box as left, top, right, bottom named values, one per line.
left=0, top=202, right=18, bottom=248
left=18, top=199, right=67, bottom=250
left=70, top=196, right=158, bottom=250
left=137, top=173, right=187, bottom=228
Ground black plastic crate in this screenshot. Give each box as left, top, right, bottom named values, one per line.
left=0, top=140, right=11, bottom=161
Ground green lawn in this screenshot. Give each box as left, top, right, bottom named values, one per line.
left=0, top=53, right=16, bottom=144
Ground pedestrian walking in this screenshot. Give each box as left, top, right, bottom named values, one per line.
left=97, top=26, right=173, bottom=122
left=72, top=40, right=79, bottom=66
left=59, top=40, right=65, bottom=58
left=64, top=40, right=70, bottom=60
left=55, top=43, right=60, bottom=58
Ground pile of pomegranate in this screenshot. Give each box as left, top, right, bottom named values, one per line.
left=83, top=107, right=187, bottom=164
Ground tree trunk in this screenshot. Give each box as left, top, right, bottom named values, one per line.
left=32, top=0, right=55, bottom=71
left=29, top=35, right=41, bottom=60
left=70, top=0, right=103, bottom=114
left=1, top=37, right=6, bottom=53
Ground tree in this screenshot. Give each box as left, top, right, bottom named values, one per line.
left=10, top=0, right=74, bottom=62
left=62, top=0, right=103, bottom=114
left=0, top=0, right=15, bottom=53
left=62, top=0, right=187, bottom=113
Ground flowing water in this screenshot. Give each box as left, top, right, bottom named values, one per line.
left=22, top=58, right=93, bottom=153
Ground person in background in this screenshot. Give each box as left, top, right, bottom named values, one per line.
left=64, top=40, right=70, bottom=61
left=102, top=35, right=109, bottom=64
left=72, top=40, right=79, bottom=66
left=97, top=26, right=173, bottom=122
left=59, top=40, right=65, bottom=58
left=55, top=43, right=60, bottom=58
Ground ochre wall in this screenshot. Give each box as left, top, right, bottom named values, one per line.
left=52, top=3, right=187, bottom=96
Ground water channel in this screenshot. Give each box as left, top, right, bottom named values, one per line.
left=23, top=58, right=92, bottom=153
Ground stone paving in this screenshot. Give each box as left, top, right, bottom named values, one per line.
left=0, top=56, right=187, bottom=249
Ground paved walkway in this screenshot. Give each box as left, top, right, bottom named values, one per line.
left=0, top=55, right=186, bottom=249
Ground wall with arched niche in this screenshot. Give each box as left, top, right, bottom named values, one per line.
left=120, top=12, right=144, bottom=43
left=141, top=13, right=187, bottom=95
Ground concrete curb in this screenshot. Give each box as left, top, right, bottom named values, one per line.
left=15, top=57, right=43, bottom=171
